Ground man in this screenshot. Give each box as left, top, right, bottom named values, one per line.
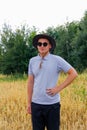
left=27, top=34, right=78, bottom=130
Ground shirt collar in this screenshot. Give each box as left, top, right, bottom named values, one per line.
left=37, top=53, right=51, bottom=60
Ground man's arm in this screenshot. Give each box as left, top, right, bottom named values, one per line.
left=27, top=75, right=34, bottom=114
left=46, top=67, right=78, bottom=96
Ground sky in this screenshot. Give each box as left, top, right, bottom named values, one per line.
left=0, top=0, right=87, bottom=31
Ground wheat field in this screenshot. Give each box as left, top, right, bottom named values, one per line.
left=0, top=73, right=87, bottom=130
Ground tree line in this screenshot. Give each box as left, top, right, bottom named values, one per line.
left=0, top=11, right=87, bottom=74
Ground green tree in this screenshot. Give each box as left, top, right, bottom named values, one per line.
left=74, top=11, right=87, bottom=72
left=46, top=22, right=80, bottom=66
left=0, top=24, right=37, bottom=74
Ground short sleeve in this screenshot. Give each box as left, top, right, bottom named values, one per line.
left=57, top=56, right=72, bottom=73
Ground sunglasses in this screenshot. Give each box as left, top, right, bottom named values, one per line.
left=37, top=42, right=48, bottom=47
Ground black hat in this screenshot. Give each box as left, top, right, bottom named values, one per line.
left=32, top=34, right=56, bottom=52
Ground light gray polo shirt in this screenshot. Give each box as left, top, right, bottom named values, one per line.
left=28, top=53, right=72, bottom=105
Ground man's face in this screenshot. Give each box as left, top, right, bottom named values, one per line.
left=37, top=38, right=52, bottom=55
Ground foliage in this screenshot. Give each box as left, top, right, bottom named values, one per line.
left=0, top=11, right=87, bottom=74
left=74, top=11, right=87, bottom=72
left=0, top=24, right=37, bottom=74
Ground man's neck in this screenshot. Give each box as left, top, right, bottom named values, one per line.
left=39, top=52, right=49, bottom=58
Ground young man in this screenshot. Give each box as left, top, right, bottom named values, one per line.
left=27, top=34, right=78, bottom=130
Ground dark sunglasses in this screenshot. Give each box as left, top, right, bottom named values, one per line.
left=37, top=42, right=48, bottom=47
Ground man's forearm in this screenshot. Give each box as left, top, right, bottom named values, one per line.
left=57, top=69, right=78, bottom=92
left=46, top=68, right=78, bottom=96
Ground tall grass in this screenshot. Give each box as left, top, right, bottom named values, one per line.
left=0, top=72, right=87, bottom=130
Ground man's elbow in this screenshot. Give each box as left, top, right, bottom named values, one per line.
left=72, top=68, right=78, bottom=79
left=68, top=68, right=78, bottom=79
left=74, top=70, right=78, bottom=78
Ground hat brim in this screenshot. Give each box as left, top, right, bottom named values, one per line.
left=32, top=34, right=56, bottom=52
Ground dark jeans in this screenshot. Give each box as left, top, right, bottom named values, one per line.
left=31, top=102, right=61, bottom=130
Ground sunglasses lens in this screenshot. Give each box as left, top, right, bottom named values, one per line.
left=43, top=42, right=48, bottom=46
left=37, top=42, right=48, bottom=47
left=37, top=42, right=42, bottom=46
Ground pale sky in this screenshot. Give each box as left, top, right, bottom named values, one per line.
left=0, top=0, right=87, bottom=31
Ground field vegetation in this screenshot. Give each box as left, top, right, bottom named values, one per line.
left=0, top=72, right=87, bottom=130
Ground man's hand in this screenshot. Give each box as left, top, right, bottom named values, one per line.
left=46, top=86, right=58, bottom=96
left=27, top=104, right=32, bottom=114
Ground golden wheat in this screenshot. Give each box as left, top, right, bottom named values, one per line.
left=0, top=73, right=87, bottom=130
